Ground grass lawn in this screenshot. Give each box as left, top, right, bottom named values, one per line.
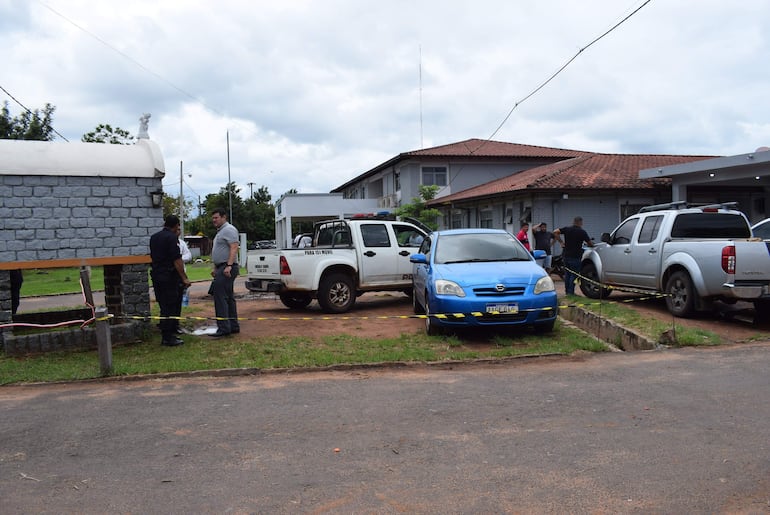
left=0, top=317, right=608, bottom=385
left=18, top=262, right=220, bottom=297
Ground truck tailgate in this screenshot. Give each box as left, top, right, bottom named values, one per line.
left=246, top=249, right=281, bottom=279
left=734, top=240, right=770, bottom=281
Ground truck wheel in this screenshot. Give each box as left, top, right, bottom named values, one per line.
left=665, top=270, right=695, bottom=318
left=753, top=300, right=770, bottom=322
left=579, top=262, right=611, bottom=299
left=279, top=292, right=312, bottom=310
left=317, top=273, right=356, bottom=313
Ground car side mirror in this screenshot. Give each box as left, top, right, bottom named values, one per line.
left=410, top=253, right=428, bottom=264
left=601, top=232, right=611, bottom=244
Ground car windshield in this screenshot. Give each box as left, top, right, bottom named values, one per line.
left=434, top=233, right=531, bottom=264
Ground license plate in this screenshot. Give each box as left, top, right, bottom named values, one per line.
left=486, top=303, right=518, bottom=314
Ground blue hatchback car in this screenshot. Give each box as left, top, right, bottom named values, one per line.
left=410, top=228, right=558, bottom=335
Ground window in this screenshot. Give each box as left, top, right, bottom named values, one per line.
left=611, top=218, right=638, bottom=245
left=480, top=209, right=493, bottom=228
left=671, top=213, right=751, bottom=239
left=360, top=224, right=391, bottom=247
left=393, top=224, right=425, bottom=247
left=638, top=215, right=663, bottom=244
left=394, top=171, right=400, bottom=191
left=422, top=166, right=447, bottom=186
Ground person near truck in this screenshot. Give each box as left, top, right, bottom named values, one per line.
left=209, top=208, right=241, bottom=337
left=553, top=216, right=593, bottom=295
left=516, top=221, right=531, bottom=252
left=149, top=215, right=191, bottom=346
left=533, top=222, right=554, bottom=273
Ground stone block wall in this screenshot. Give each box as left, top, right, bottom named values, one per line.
left=0, top=175, right=160, bottom=262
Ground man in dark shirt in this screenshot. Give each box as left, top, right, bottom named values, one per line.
left=150, top=215, right=191, bottom=346
left=553, top=216, right=593, bottom=295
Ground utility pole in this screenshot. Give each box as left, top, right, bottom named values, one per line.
left=247, top=182, right=255, bottom=199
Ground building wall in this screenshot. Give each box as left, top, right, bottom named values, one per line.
left=0, top=175, right=161, bottom=262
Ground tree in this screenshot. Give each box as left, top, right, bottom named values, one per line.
left=395, top=184, right=442, bottom=230
left=0, top=102, right=57, bottom=140
left=81, top=124, right=135, bottom=144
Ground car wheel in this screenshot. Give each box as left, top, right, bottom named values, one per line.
left=317, top=273, right=356, bottom=313
left=424, top=291, right=443, bottom=336
left=412, top=288, right=425, bottom=314
left=534, top=320, right=555, bottom=334
left=579, top=262, right=611, bottom=299
left=665, top=270, right=695, bottom=318
left=278, top=292, right=312, bottom=310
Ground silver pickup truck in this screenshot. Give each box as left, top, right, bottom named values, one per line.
left=579, top=202, right=770, bottom=317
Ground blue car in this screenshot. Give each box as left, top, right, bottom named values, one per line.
left=410, top=229, right=558, bottom=335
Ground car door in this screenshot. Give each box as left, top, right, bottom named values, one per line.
left=411, top=236, right=432, bottom=306
left=600, top=217, right=639, bottom=284
left=393, top=223, right=427, bottom=281
left=629, top=215, right=663, bottom=288
left=357, top=223, right=398, bottom=286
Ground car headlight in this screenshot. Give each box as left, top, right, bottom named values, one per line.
left=534, top=275, right=555, bottom=294
left=434, top=279, right=465, bottom=297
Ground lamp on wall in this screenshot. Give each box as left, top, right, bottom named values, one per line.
left=150, top=189, right=164, bottom=208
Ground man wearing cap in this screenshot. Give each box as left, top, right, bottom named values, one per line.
left=533, top=222, right=554, bottom=273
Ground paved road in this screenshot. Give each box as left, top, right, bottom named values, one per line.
left=1, top=344, right=769, bottom=513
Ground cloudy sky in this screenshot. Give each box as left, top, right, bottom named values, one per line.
left=3, top=0, right=770, bottom=207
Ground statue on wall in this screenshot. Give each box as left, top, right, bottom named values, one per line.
left=137, top=113, right=151, bottom=139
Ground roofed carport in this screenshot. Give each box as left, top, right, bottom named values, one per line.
left=639, top=148, right=770, bottom=223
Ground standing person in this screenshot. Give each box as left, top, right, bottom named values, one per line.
left=9, top=269, right=23, bottom=315
left=516, top=221, right=531, bottom=252
left=149, top=215, right=191, bottom=346
left=210, top=208, right=240, bottom=337
left=533, top=222, right=554, bottom=273
left=176, top=227, right=192, bottom=308
left=553, top=216, right=594, bottom=295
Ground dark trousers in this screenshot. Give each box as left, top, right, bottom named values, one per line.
left=564, top=257, right=581, bottom=295
left=211, top=265, right=240, bottom=334
left=152, top=275, right=183, bottom=341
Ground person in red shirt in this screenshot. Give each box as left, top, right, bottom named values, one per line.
left=516, top=221, right=531, bottom=252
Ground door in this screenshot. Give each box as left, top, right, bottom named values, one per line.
left=393, top=223, right=427, bottom=282
left=630, top=215, right=663, bottom=288
left=357, top=223, right=398, bottom=286
left=600, top=217, right=638, bottom=284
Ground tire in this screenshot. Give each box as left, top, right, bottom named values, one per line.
left=753, top=299, right=770, bottom=322
left=665, top=270, right=695, bottom=318
left=579, top=262, right=611, bottom=299
left=534, top=320, right=555, bottom=334
left=317, top=273, right=356, bottom=313
left=424, top=291, right=443, bottom=336
left=278, top=292, right=312, bottom=310
left=412, top=288, right=425, bottom=314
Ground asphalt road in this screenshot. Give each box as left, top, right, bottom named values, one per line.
left=1, top=344, right=769, bottom=513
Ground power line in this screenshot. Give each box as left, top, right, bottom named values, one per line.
left=472, top=0, right=654, bottom=154
left=0, top=83, right=70, bottom=142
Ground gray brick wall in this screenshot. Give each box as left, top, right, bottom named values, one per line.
left=0, top=175, right=162, bottom=262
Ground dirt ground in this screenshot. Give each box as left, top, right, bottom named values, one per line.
left=188, top=283, right=770, bottom=345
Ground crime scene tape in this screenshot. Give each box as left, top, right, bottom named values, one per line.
left=563, top=265, right=671, bottom=298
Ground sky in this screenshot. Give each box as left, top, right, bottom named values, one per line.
left=3, top=0, right=770, bottom=209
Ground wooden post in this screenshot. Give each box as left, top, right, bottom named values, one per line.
left=95, top=307, right=112, bottom=375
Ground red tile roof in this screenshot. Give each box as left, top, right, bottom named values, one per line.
left=331, top=139, right=587, bottom=192
left=431, top=153, right=716, bottom=204
left=404, top=138, right=588, bottom=159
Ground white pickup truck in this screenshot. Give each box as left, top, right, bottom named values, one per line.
left=245, top=217, right=428, bottom=313
left=579, top=202, right=770, bottom=317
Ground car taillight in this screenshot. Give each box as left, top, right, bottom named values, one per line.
left=280, top=256, right=292, bottom=275
left=721, top=246, right=736, bottom=274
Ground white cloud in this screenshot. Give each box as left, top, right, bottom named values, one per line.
left=2, top=0, right=770, bottom=207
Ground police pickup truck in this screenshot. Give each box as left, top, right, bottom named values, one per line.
left=245, top=216, right=427, bottom=313
left=579, top=202, right=770, bottom=317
